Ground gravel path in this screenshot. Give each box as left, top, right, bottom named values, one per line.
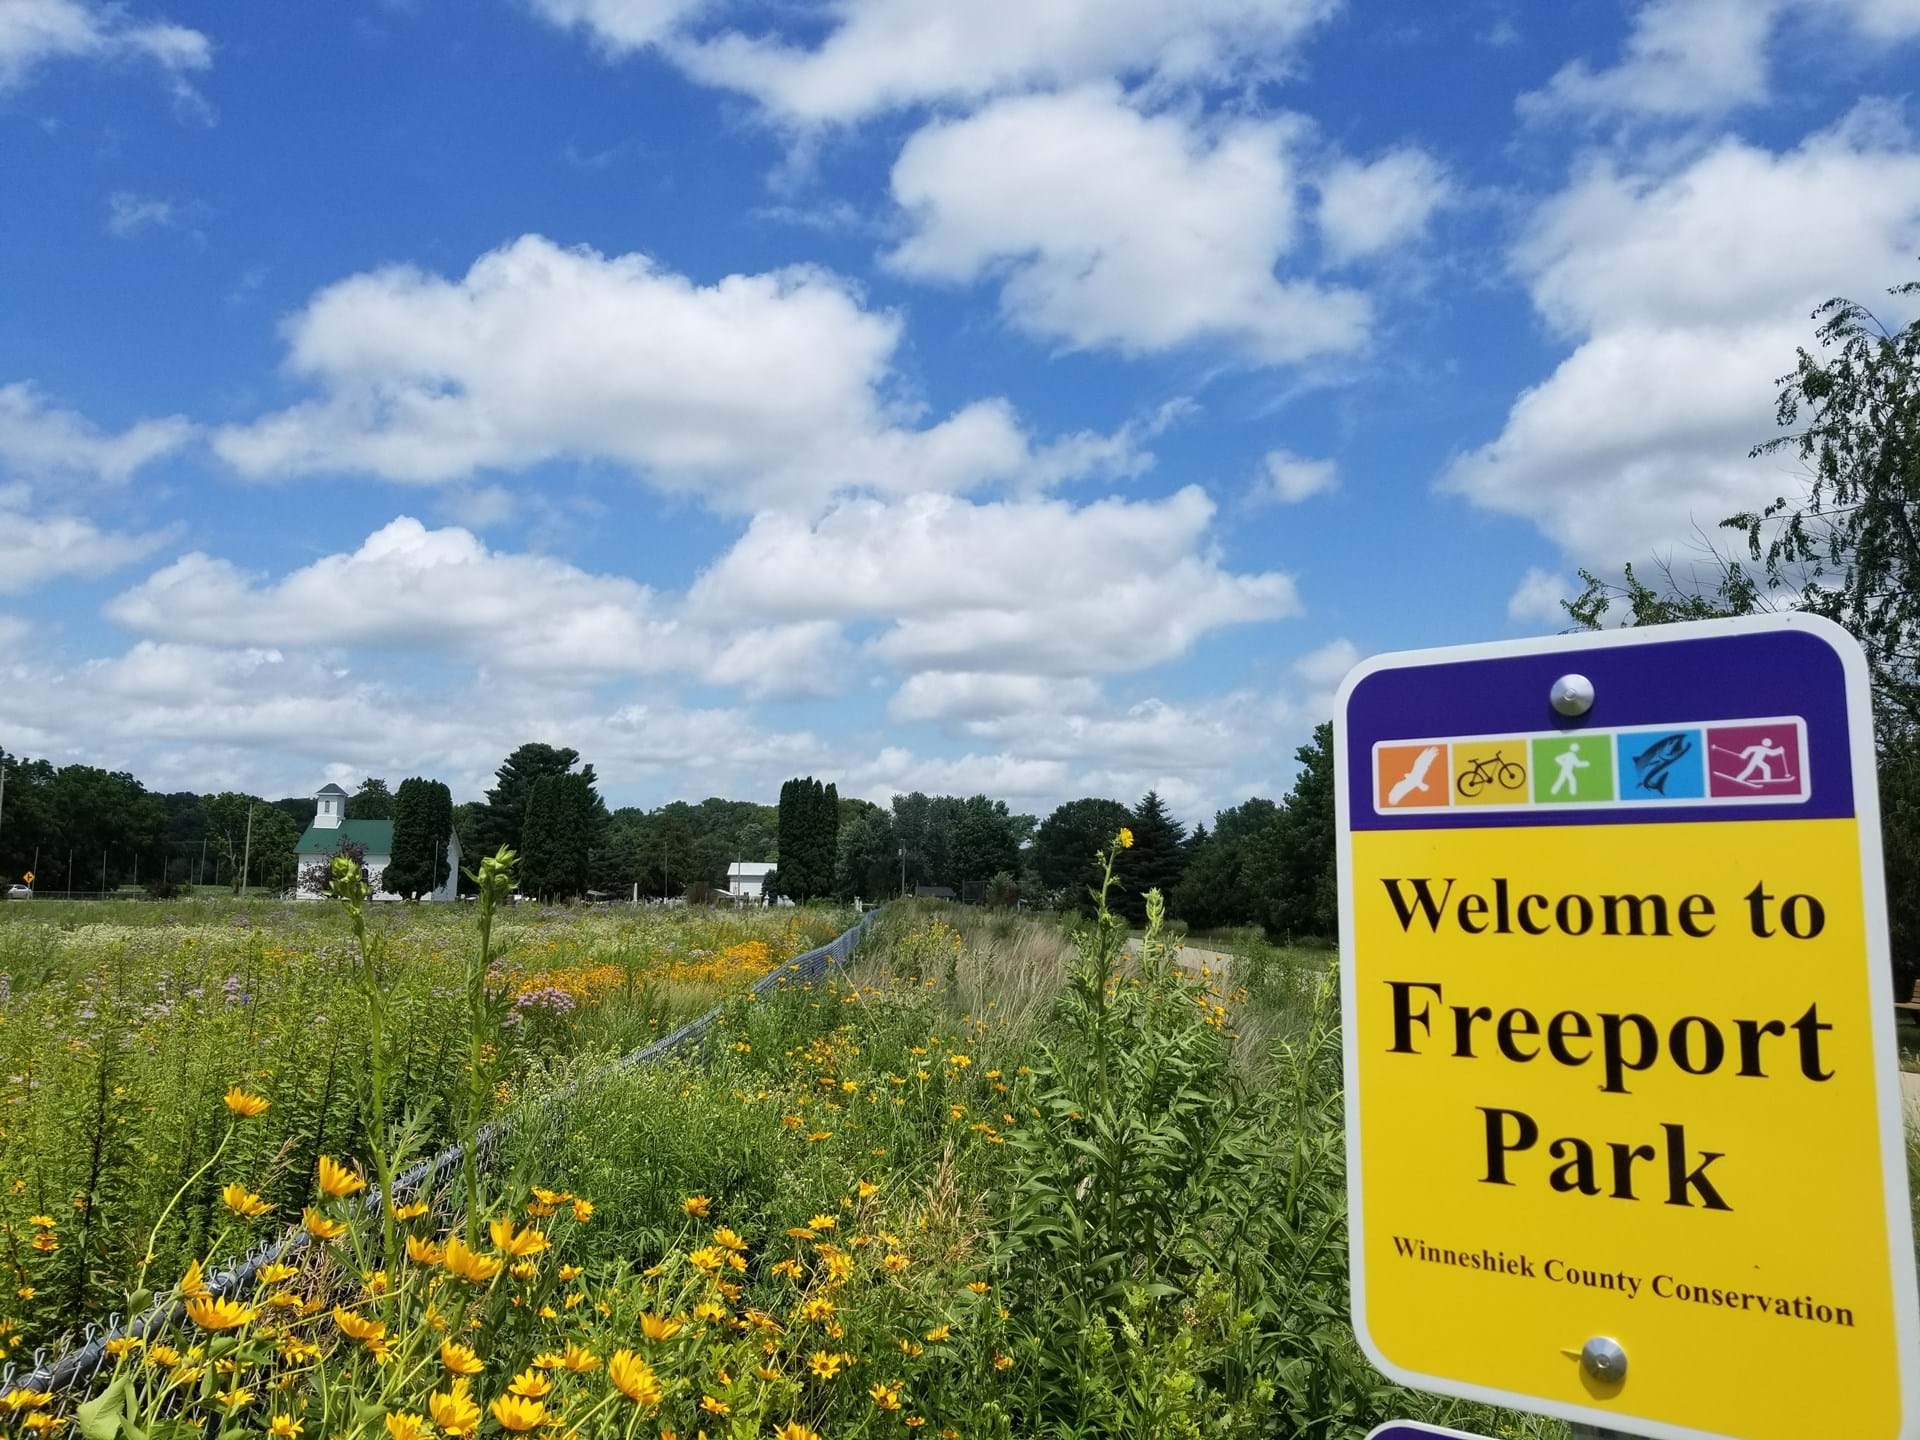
left=1124, top=937, right=1236, bottom=976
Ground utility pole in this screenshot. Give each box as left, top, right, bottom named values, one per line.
left=899, top=844, right=906, bottom=897
left=240, top=804, right=254, bottom=897
left=66, top=847, right=73, bottom=899
left=100, top=850, right=107, bottom=897
left=198, top=837, right=206, bottom=889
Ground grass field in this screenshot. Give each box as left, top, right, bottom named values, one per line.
left=0, top=888, right=847, bottom=1352
left=7, top=846, right=1913, bottom=1438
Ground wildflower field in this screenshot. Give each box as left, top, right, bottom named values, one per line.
left=0, top=887, right=846, bottom=1349
left=0, top=845, right=1571, bottom=1440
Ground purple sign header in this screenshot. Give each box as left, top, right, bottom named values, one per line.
left=1343, top=626, right=1855, bottom=831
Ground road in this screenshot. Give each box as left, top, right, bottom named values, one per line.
left=1124, top=937, right=1235, bottom=976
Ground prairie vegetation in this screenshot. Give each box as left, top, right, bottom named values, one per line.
left=0, top=843, right=1569, bottom=1440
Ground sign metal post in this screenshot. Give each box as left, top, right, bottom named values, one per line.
left=1337, top=615, right=1920, bottom=1440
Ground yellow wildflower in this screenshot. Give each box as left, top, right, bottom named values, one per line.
left=488, top=1217, right=548, bottom=1258
left=807, top=1214, right=836, bottom=1232
left=219, top=1185, right=271, bottom=1220
left=301, top=1207, right=346, bottom=1241
left=808, top=1351, right=843, bottom=1380
left=179, top=1259, right=209, bottom=1298
left=257, top=1262, right=297, bottom=1285
left=429, top=1380, right=481, bottom=1438
left=315, top=1155, right=364, bottom=1199
left=560, top=1344, right=599, bottom=1373
left=967, top=1281, right=991, bottom=1295
left=571, top=1198, right=594, bottom=1223
left=687, top=1247, right=724, bottom=1274
left=856, top=1179, right=879, bottom=1200
left=215, top=1385, right=255, bottom=1410
left=223, top=1088, right=270, bottom=1118
left=699, top=1396, right=729, bottom=1416
left=925, top=1324, right=951, bottom=1342
left=870, top=1382, right=904, bottom=1410
left=638, top=1313, right=683, bottom=1343
left=184, top=1297, right=256, bottom=1331
left=713, top=1227, right=747, bottom=1253
left=1118, top=827, right=1134, bottom=849
left=384, top=1412, right=432, bottom=1440
left=775, top=1425, right=822, bottom=1440
left=441, top=1236, right=502, bottom=1284
left=607, top=1350, right=661, bottom=1407
left=331, top=1307, right=385, bottom=1344
left=994, top=1352, right=1014, bottom=1370
left=390, top=1199, right=429, bottom=1221
left=488, top=1395, right=546, bottom=1433
left=407, top=1235, right=445, bottom=1266
left=682, top=1196, right=711, bottom=1218
left=507, top=1369, right=552, bottom=1399
left=439, top=1340, right=484, bottom=1376
left=268, top=1415, right=304, bottom=1439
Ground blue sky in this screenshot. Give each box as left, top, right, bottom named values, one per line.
left=3, top=0, right=1919, bottom=820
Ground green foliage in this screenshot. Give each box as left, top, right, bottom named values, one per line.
left=833, top=800, right=897, bottom=901
left=1253, top=722, right=1338, bottom=943
left=199, top=793, right=299, bottom=895
left=344, top=777, right=393, bottom=820
left=1115, top=790, right=1187, bottom=924
left=776, top=777, right=838, bottom=901
left=520, top=773, right=598, bottom=900
left=476, top=744, right=600, bottom=857
left=384, top=776, right=454, bottom=899
left=1033, top=797, right=1134, bottom=909
left=1741, top=276, right=1920, bottom=723
left=0, top=897, right=838, bottom=1347
left=1174, top=799, right=1279, bottom=931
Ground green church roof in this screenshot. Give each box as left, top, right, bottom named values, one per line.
left=295, top=819, right=396, bottom=856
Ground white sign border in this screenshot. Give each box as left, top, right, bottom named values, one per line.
left=1334, top=613, right=1920, bottom=1440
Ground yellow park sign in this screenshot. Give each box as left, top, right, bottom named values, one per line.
left=1335, top=616, right=1920, bottom=1440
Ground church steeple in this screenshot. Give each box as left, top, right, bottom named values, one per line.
left=314, top=782, right=347, bottom=829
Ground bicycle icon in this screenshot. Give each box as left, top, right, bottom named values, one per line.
left=1457, top=750, right=1527, bottom=798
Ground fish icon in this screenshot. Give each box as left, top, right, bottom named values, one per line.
left=1630, top=732, right=1693, bottom=795
left=1387, top=746, right=1442, bottom=806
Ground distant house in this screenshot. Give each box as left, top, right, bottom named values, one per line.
left=915, top=884, right=957, bottom=901
left=725, top=861, right=776, bottom=901
left=293, top=782, right=461, bottom=901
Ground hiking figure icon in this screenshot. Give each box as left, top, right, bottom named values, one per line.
left=1387, top=746, right=1442, bottom=806
left=1456, top=750, right=1526, bottom=798
left=1550, top=741, right=1592, bottom=797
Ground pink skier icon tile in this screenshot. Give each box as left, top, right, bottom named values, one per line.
left=1706, top=722, right=1805, bottom=799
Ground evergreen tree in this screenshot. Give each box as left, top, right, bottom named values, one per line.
left=520, top=772, right=594, bottom=900
left=1257, top=723, right=1338, bottom=941
left=1032, top=797, right=1132, bottom=911
left=1116, top=790, right=1187, bottom=924
left=476, top=744, right=598, bottom=855
left=346, top=777, right=394, bottom=820
left=1174, top=800, right=1279, bottom=931
left=384, top=777, right=454, bottom=899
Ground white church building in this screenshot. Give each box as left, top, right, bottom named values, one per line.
left=294, top=782, right=462, bottom=901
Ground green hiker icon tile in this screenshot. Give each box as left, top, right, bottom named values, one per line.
left=1530, top=734, right=1614, bottom=804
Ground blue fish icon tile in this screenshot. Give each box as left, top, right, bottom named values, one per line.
left=1616, top=728, right=1705, bottom=800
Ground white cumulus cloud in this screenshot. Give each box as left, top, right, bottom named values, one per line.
left=1249, top=448, right=1338, bottom=504
left=0, top=382, right=194, bottom=485
left=1445, top=120, right=1920, bottom=563
left=1316, top=146, right=1452, bottom=263
left=665, top=0, right=1341, bottom=126
left=886, top=87, right=1369, bottom=364
left=1521, top=0, right=1920, bottom=123
left=690, top=486, right=1302, bottom=677
left=0, top=485, right=177, bottom=594
left=212, top=235, right=1139, bottom=509
left=0, top=0, right=209, bottom=92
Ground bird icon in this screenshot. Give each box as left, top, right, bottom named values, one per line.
left=1387, top=746, right=1442, bottom=806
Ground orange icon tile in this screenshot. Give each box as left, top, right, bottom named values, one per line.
left=1376, top=743, right=1450, bottom=809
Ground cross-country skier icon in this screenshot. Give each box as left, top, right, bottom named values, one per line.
left=1387, top=746, right=1441, bottom=805
left=1550, top=741, right=1591, bottom=797
left=1711, top=735, right=1795, bottom=789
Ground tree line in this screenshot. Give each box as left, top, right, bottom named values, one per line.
left=0, top=731, right=1343, bottom=939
